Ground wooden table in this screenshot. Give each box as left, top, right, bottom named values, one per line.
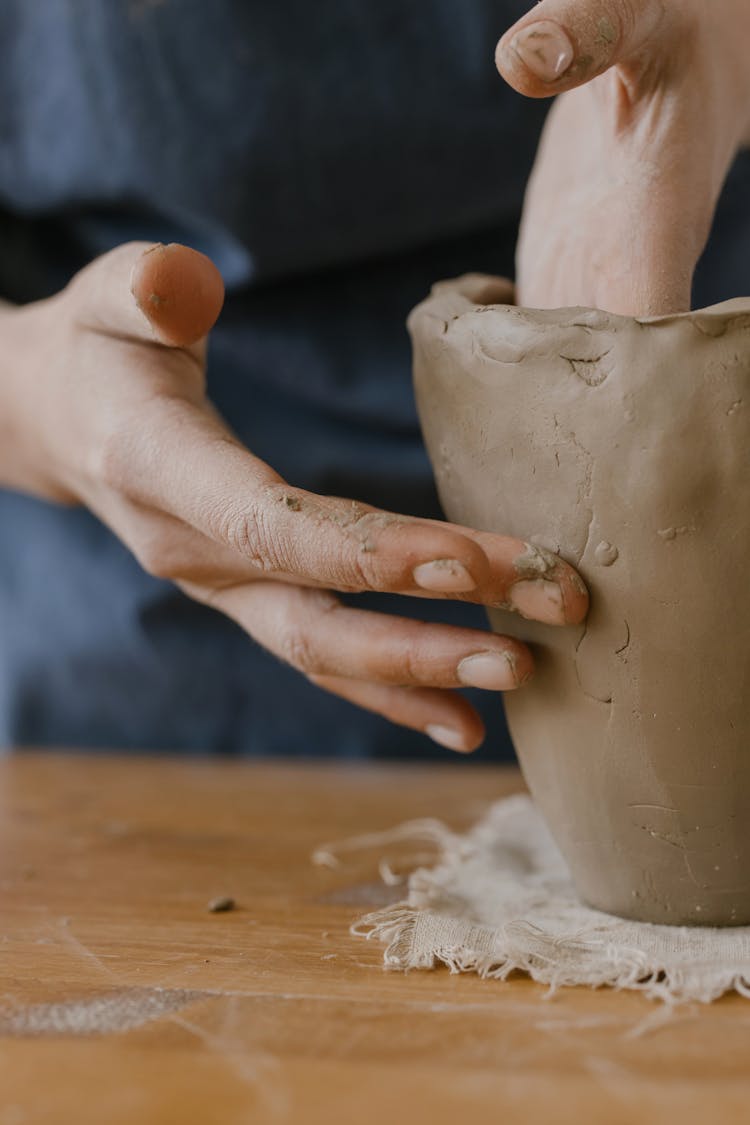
left=1, top=754, right=749, bottom=1124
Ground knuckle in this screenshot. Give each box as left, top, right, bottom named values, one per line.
left=276, top=590, right=338, bottom=675
left=400, top=645, right=424, bottom=687
left=130, top=529, right=179, bottom=580
left=350, top=546, right=388, bottom=591
left=342, top=510, right=412, bottom=591
left=396, top=621, right=434, bottom=686
left=218, top=496, right=285, bottom=574
left=286, top=632, right=318, bottom=674
left=91, top=424, right=142, bottom=496
left=278, top=622, right=319, bottom=674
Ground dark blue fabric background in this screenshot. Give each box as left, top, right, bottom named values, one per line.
left=0, top=1, right=748, bottom=757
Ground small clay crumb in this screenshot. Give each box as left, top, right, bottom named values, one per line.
left=514, top=542, right=558, bottom=579
left=207, top=896, right=235, bottom=914
left=597, top=16, right=616, bottom=43
left=571, top=52, right=595, bottom=78
left=657, top=525, right=692, bottom=542
left=594, top=541, right=619, bottom=567
left=282, top=495, right=302, bottom=511
left=529, top=534, right=560, bottom=555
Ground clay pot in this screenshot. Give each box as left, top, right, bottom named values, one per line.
left=409, top=274, right=750, bottom=925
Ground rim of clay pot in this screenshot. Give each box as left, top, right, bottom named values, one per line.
left=430, top=274, right=750, bottom=331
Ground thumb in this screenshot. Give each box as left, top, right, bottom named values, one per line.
left=495, top=0, right=667, bottom=97
left=69, top=241, right=225, bottom=348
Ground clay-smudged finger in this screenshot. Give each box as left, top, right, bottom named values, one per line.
left=495, top=0, right=667, bottom=97
left=108, top=402, right=503, bottom=596
left=471, top=532, right=589, bottom=625
left=227, top=486, right=587, bottom=620
left=248, top=487, right=497, bottom=596
left=109, top=390, right=585, bottom=618
left=414, top=519, right=590, bottom=625
left=310, top=675, right=486, bottom=753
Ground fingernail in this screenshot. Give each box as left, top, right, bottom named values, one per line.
left=511, top=20, right=574, bottom=83
left=425, top=724, right=472, bottom=753
left=457, top=651, right=518, bottom=691
left=413, top=559, right=476, bottom=593
left=508, top=578, right=566, bottom=625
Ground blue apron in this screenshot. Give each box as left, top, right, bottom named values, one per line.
left=1, top=1, right=748, bottom=757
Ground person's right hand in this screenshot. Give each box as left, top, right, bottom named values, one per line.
left=495, top=0, right=750, bottom=316
left=0, top=242, right=588, bottom=752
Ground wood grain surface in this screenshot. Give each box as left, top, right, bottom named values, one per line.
left=0, top=753, right=748, bottom=1125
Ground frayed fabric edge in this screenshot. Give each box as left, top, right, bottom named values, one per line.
left=352, top=904, right=750, bottom=1005
left=312, top=817, right=461, bottom=871
left=322, top=798, right=750, bottom=1006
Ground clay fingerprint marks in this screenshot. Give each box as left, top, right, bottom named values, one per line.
left=457, top=307, right=616, bottom=564
left=557, top=312, right=617, bottom=388
left=551, top=315, right=620, bottom=703
left=682, top=307, right=750, bottom=338
left=563, top=353, right=612, bottom=387
left=689, top=314, right=730, bottom=339
left=472, top=306, right=618, bottom=386
left=542, top=314, right=616, bottom=556
left=573, top=613, right=630, bottom=706
left=464, top=308, right=537, bottom=367
left=574, top=536, right=629, bottom=706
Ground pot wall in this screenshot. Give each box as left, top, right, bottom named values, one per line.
left=410, top=275, right=750, bottom=924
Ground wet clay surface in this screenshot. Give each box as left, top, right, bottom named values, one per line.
left=410, top=274, right=750, bottom=925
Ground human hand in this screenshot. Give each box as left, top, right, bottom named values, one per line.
left=496, top=0, right=750, bottom=315
left=0, top=243, right=588, bottom=752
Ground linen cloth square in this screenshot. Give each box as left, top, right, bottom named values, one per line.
left=316, top=795, right=750, bottom=1004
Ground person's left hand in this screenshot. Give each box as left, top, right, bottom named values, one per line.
left=496, top=0, right=750, bottom=316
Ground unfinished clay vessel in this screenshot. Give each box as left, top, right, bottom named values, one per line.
left=409, top=274, right=750, bottom=925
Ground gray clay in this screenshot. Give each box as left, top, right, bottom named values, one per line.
left=409, top=274, right=750, bottom=926
left=207, top=895, right=235, bottom=913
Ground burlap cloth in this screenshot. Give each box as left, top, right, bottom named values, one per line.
left=314, top=795, right=750, bottom=1004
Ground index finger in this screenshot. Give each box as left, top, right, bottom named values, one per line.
left=113, top=392, right=587, bottom=626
